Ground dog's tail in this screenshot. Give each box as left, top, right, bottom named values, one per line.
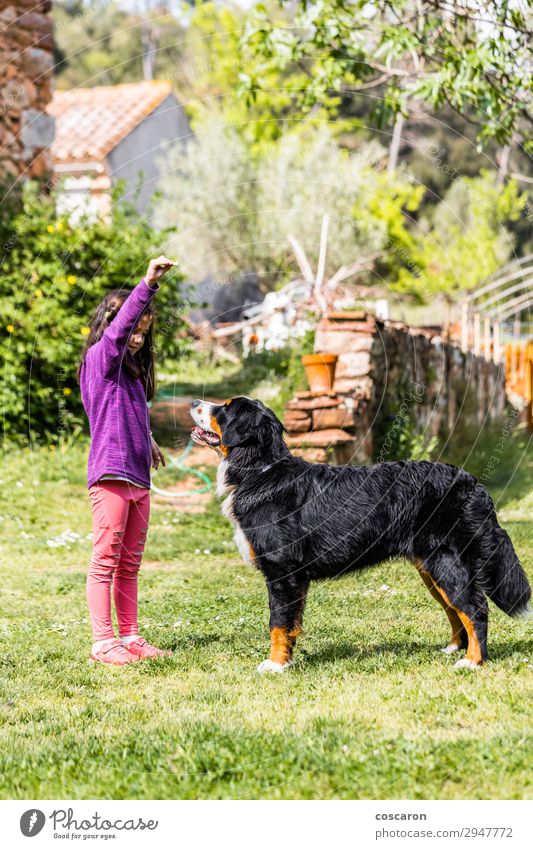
left=467, top=484, right=532, bottom=618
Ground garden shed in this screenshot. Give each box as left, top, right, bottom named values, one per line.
left=47, top=80, right=192, bottom=219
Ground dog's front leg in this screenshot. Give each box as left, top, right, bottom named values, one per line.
left=257, top=577, right=309, bottom=673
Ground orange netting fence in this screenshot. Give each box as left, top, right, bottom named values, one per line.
left=505, top=341, right=533, bottom=431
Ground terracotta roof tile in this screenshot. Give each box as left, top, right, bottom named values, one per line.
left=48, top=80, right=173, bottom=164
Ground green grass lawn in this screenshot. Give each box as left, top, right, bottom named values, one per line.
left=0, top=434, right=532, bottom=800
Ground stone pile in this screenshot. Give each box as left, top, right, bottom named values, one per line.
left=284, top=312, right=377, bottom=463
left=0, top=1, right=55, bottom=184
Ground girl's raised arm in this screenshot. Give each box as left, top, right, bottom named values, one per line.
left=98, top=257, right=176, bottom=375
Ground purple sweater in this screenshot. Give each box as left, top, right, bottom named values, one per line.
left=80, top=278, right=159, bottom=489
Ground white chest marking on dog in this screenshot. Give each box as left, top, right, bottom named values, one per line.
left=216, top=460, right=233, bottom=497
left=221, top=493, right=253, bottom=564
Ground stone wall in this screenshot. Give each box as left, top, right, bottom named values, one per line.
left=369, top=322, right=506, bottom=462
left=284, top=314, right=506, bottom=464
left=0, top=1, right=55, bottom=184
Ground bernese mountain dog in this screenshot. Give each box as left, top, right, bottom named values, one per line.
left=190, top=396, right=531, bottom=672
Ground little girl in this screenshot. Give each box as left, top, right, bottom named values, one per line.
left=78, top=256, right=177, bottom=665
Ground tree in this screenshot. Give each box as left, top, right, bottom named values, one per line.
left=53, top=1, right=185, bottom=88
left=240, top=1, right=533, bottom=156
left=156, top=121, right=423, bottom=284
left=176, top=1, right=340, bottom=145
left=391, top=172, right=527, bottom=295
left=54, top=1, right=340, bottom=145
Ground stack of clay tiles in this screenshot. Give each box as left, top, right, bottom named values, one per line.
left=284, top=311, right=379, bottom=463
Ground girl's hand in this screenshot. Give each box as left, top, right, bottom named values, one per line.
left=150, top=435, right=166, bottom=470
left=145, top=255, right=178, bottom=285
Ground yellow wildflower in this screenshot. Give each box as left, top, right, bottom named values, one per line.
left=81, top=326, right=91, bottom=336
left=63, top=387, right=72, bottom=396
left=67, top=275, right=77, bottom=285
left=6, top=325, right=14, bottom=333
left=56, top=221, right=64, bottom=231
left=47, top=225, right=54, bottom=233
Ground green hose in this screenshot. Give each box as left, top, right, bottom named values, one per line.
left=150, top=438, right=212, bottom=498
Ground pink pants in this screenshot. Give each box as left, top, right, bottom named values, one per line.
left=87, top=481, right=151, bottom=641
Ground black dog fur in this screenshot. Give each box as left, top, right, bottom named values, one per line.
left=191, top=397, right=531, bottom=669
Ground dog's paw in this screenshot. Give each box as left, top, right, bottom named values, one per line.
left=454, top=658, right=480, bottom=670
left=441, top=642, right=461, bottom=654
left=257, top=659, right=290, bottom=674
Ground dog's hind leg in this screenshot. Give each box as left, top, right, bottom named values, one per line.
left=257, top=577, right=309, bottom=673
left=423, top=555, right=488, bottom=669
left=414, top=560, right=467, bottom=654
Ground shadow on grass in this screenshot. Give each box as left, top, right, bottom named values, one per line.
left=164, top=633, right=225, bottom=652
left=300, top=633, right=532, bottom=668
left=488, top=638, right=532, bottom=660
left=301, top=639, right=433, bottom=667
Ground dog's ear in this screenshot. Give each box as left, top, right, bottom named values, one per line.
left=254, top=403, right=285, bottom=445
left=222, top=419, right=248, bottom=448
left=222, top=400, right=285, bottom=448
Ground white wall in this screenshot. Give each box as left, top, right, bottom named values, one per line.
left=107, top=93, right=192, bottom=214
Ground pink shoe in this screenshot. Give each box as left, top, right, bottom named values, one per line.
left=90, top=639, right=140, bottom=666
left=122, top=637, right=172, bottom=659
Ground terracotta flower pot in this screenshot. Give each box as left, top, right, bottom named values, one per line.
left=301, top=353, right=338, bottom=393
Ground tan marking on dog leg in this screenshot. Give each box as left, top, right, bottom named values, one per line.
left=414, top=560, right=465, bottom=651
left=269, top=627, right=299, bottom=665
left=454, top=610, right=483, bottom=666
left=429, top=580, right=483, bottom=667
left=258, top=616, right=304, bottom=674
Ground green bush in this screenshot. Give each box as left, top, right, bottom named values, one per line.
left=0, top=182, right=189, bottom=445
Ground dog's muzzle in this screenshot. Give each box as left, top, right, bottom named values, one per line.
left=190, top=400, right=221, bottom=447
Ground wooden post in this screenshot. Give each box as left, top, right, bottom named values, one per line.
left=473, top=312, right=481, bottom=356
left=497, top=144, right=511, bottom=187
left=493, top=320, right=500, bottom=364
left=287, top=234, right=315, bottom=283
left=461, top=301, right=469, bottom=353
left=388, top=112, right=405, bottom=174
left=314, top=214, right=329, bottom=314
left=483, top=316, right=491, bottom=362
left=443, top=296, right=451, bottom=339
left=514, top=342, right=520, bottom=389
left=506, top=343, right=513, bottom=394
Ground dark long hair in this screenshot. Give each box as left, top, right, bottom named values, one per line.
left=77, top=289, right=157, bottom=401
